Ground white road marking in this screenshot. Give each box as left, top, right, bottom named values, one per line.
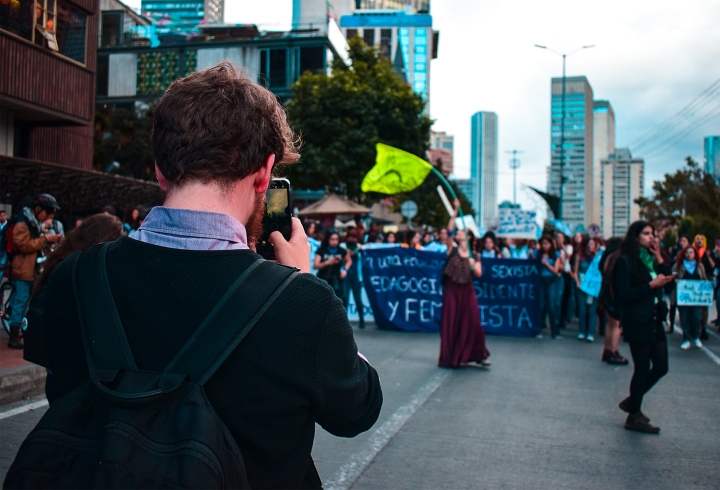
left=0, top=398, right=48, bottom=421
left=673, top=326, right=720, bottom=366
left=324, top=370, right=450, bottom=490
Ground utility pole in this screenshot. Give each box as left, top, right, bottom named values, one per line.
left=507, top=150, right=523, bottom=205
left=535, top=44, right=595, bottom=221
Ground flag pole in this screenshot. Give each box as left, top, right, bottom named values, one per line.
left=429, top=167, right=473, bottom=257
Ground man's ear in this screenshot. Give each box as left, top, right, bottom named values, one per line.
left=254, top=155, right=276, bottom=194
left=155, top=162, right=169, bottom=192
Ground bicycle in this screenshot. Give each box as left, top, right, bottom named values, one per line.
left=1, top=280, right=28, bottom=335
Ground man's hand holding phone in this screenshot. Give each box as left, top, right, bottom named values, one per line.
left=269, top=218, right=310, bottom=274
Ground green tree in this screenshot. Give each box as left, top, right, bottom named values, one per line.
left=637, top=157, right=720, bottom=226
left=285, top=37, right=432, bottom=203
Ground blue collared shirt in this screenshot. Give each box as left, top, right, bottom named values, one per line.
left=131, top=206, right=249, bottom=251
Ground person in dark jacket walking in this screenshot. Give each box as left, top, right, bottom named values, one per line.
left=611, top=221, right=674, bottom=433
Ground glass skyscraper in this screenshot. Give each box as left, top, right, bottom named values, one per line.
left=547, top=76, right=593, bottom=229
left=470, top=111, right=498, bottom=229
left=705, top=136, right=720, bottom=182
left=142, top=0, right=224, bottom=34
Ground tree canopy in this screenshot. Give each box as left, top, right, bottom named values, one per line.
left=285, top=37, right=432, bottom=202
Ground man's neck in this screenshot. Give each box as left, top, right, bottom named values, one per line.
left=162, top=180, right=254, bottom=225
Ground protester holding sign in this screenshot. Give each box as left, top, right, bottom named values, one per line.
left=314, top=231, right=351, bottom=300
left=693, top=234, right=715, bottom=341
left=480, top=233, right=502, bottom=259
left=538, top=235, right=563, bottom=339
left=612, top=221, right=674, bottom=433
left=439, top=229, right=490, bottom=368
left=672, top=246, right=708, bottom=350
left=574, top=237, right=600, bottom=342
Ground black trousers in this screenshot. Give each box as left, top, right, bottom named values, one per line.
left=343, top=273, right=365, bottom=326
left=628, top=341, right=669, bottom=413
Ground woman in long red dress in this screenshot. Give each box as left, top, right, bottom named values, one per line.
left=439, top=229, right=490, bottom=368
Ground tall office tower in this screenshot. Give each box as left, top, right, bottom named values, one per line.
left=592, top=100, right=615, bottom=226
left=142, top=0, right=224, bottom=33
left=600, top=149, right=644, bottom=237
left=340, top=9, right=437, bottom=111
left=547, top=76, right=594, bottom=229
left=357, top=0, right=430, bottom=10
left=471, top=111, right=498, bottom=229
left=705, top=136, right=720, bottom=182
left=430, top=131, right=454, bottom=175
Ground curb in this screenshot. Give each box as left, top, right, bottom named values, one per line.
left=0, top=364, right=46, bottom=406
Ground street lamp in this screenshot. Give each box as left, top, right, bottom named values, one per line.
left=535, top=44, right=594, bottom=221
left=506, top=149, right=523, bottom=205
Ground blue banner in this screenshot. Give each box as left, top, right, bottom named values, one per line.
left=361, top=248, right=542, bottom=336
left=474, top=258, right=543, bottom=337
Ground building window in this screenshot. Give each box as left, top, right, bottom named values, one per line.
left=380, top=28, right=391, bottom=57
left=363, top=28, right=374, bottom=46
left=346, top=28, right=357, bottom=40
left=101, top=11, right=123, bottom=47
left=299, top=46, right=324, bottom=75
left=0, top=0, right=85, bottom=64
left=260, top=48, right=288, bottom=89
left=97, top=54, right=109, bottom=96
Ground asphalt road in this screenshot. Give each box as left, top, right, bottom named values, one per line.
left=2, top=323, right=719, bottom=489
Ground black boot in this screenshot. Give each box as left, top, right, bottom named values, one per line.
left=8, top=325, right=24, bottom=349
left=624, top=413, right=660, bottom=433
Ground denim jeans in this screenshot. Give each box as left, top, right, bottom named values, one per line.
left=9, top=279, right=32, bottom=327
left=577, top=290, right=598, bottom=337
left=541, top=275, right=562, bottom=337
left=343, top=272, right=365, bottom=326
left=678, top=306, right=701, bottom=341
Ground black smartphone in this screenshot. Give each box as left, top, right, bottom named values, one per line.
left=256, top=178, right=292, bottom=260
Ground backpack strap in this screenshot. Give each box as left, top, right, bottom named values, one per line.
left=165, top=260, right=298, bottom=385
left=73, top=242, right=138, bottom=380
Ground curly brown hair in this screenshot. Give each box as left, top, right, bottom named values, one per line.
left=152, top=62, right=300, bottom=192
left=34, top=214, right=124, bottom=293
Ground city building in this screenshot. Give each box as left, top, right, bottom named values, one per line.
left=600, top=149, right=644, bottom=238
left=339, top=9, right=438, bottom=112
left=0, top=0, right=161, bottom=216
left=451, top=179, right=475, bottom=210
left=430, top=131, right=453, bottom=175
left=704, top=135, right=720, bottom=181
left=471, top=111, right=498, bottom=229
left=592, top=100, right=614, bottom=226
left=356, top=0, right=430, bottom=11
left=96, top=20, right=349, bottom=109
left=100, top=0, right=154, bottom=49
left=547, top=76, right=594, bottom=229
left=141, top=0, right=223, bottom=34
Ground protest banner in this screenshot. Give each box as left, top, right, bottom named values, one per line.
left=496, top=209, right=538, bottom=239
left=361, top=248, right=542, bottom=336
left=362, top=247, right=446, bottom=332
left=579, top=248, right=604, bottom=298
left=676, top=280, right=714, bottom=306
left=473, top=258, right=543, bottom=337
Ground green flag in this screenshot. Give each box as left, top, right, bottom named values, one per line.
left=361, top=143, right=433, bottom=194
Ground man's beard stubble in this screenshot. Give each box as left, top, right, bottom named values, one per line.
left=245, top=193, right=265, bottom=248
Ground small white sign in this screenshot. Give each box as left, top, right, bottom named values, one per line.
left=676, top=280, right=714, bottom=306
left=496, top=209, right=538, bottom=239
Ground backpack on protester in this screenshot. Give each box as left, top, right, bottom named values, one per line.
left=4, top=242, right=298, bottom=489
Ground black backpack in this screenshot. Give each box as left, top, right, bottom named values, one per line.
left=5, top=242, right=298, bottom=489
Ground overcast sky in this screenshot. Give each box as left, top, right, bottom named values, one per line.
left=220, top=0, right=720, bottom=213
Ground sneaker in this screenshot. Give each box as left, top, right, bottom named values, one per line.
left=577, top=333, right=586, bottom=340
left=693, top=338, right=703, bottom=348
left=624, top=413, right=660, bottom=433
left=552, top=334, right=563, bottom=340
left=680, top=340, right=691, bottom=350
left=536, top=333, right=544, bottom=339
left=586, top=335, right=595, bottom=342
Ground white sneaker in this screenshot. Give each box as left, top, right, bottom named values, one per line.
left=577, top=333, right=586, bottom=340
left=680, top=340, right=691, bottom=350
left=586, top=335, right=595, bottom=342
left=536, top=333, right=544, bottom=339
left=693, top=339, right=703, bottom=348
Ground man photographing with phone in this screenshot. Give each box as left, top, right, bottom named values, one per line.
left=38, top=63, right=383, bottom=488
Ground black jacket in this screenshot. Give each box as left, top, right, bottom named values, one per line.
left=614, top=254, right=671, bottom=344
left=42, top=237, right=383, bottom=489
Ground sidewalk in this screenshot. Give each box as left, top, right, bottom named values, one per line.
left=0, top=330, right=46, bottom=406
